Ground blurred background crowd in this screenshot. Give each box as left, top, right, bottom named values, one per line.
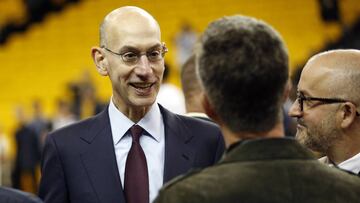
left=0, top=0, right=360, bottom=194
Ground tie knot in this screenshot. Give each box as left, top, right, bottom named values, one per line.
left=130, top=125, right=143, bottom=143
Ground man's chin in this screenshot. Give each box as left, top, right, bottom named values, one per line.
left=295, top=131, right=308, bottom=146
left=296, top=132, right=322, bottom=152
left=130, top=97, right=157, bottom=108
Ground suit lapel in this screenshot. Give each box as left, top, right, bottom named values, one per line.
left=160, top=105, right=196, bottom=183
left=80, top=109, right=125, bottom=203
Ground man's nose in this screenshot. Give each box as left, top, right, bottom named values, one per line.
left=136, top=55, right=153, bottom=75
left=288, top=99, right=302, bottom=118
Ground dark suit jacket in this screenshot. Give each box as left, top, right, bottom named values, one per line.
left=0, top=187, right=43, bottom=203
left=39, top=105, right=225, bottom=203
left=155, top=138, right=360, bottom=203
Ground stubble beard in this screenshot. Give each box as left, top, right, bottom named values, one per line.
left=296, top=114, right=342, bottom=153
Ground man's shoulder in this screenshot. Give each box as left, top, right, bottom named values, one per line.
left=167, top=111, right=218, bottom=128
left=0, top=187, right=43, bottom=203
left=160, top=105, right=220, bottom=132
left=162, top=168, right=203, bottom=189
left=47, top=111, right=110, bottom=146
left=155, top=168, right=205, bottom=202
left=156, top=161, right=242, bottom=203
left=178, top=114, right=218, bottom=129
left=49, top=109, right=108, bottom=140
left=172, top=114, right=223, bottom=143
left=156, top=160, right=360, bottom=203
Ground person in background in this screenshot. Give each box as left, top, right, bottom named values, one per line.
left=12, top=107, right=40, bottom=194
left=174, top=22, right=197, bottom=67
left=51, top=99, right=77, bottom=130
left=0, top=124, right=12, bottom=186
left=156, top=63, right=186, bottom=115
left=28, top=100, right=49, bottom=149
left=28, top=100, right=48, bottom=139
left=180, top=54, right=211, bottom=122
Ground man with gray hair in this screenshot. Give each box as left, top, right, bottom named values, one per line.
left=289, top=49, right=360, bottom=174
left=155, top=16, right=360, bottom=203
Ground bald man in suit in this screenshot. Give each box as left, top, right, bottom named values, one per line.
left=39, top=6, right=224, bottom=203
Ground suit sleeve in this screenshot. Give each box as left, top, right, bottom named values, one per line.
left=213, top=130, right=225, bottom=164
left=39, top=134, right=69, bottom=203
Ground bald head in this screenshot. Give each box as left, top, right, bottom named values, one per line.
left=99, top=6, right=161, bottom=47
left=300, top=49, right=360, bottom=104
left=306, top=49, right=360, bottom=72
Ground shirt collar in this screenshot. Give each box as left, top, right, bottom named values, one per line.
left=338, top=152, right=360, bottom=174
left=108, top=98, right=163, bottom=145
left=137, top=103, right=163, bottom=143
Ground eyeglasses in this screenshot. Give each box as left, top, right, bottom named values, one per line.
left=296, top=91, right=360, bottom=116
left=101, top=44, right=168, bottom=64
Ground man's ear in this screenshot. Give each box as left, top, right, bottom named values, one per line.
left=339, top=102, right=357, bottom=129
left=201, top=94, right=220, bottom=123
left=91, top=47, right=108, bottom=76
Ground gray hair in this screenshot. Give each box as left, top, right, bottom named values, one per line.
left=197, top=15, right=289, bottom=133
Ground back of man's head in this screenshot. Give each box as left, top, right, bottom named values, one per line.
left=197, top=15, right=288, bottom=133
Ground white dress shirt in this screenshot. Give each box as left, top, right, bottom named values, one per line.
left=338, top=152, right=360, bottom=174
left=319, top=152, right=360, bottom=174
left=108, top=99, right=165, bottom=203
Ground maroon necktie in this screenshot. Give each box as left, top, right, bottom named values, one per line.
left=124, top=125, right=149, bottom=203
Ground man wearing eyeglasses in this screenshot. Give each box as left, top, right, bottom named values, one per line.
left=39, top=6, right=224, bottom=203
left=289, top=49, right=360, bottom=175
